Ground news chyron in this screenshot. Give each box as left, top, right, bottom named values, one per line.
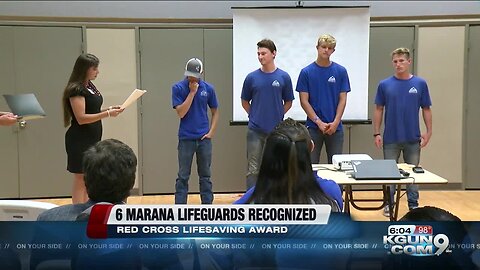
left=86, top=205, right=332, bottom=239
left=384, top=225, right=451, bottom=256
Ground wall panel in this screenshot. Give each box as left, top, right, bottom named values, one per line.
left=465, top=25, right=480, bottom=189
left=0, top=26, right=19, bottom=198
left=204, top=28, right=246, bottom=192
left=417, top=26, right=464, bottom=183
left=86, top=28, right=139, bottom=188
left=14, top=26, right=82, bottom=197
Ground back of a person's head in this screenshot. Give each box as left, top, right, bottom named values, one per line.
left=83, top=139, right=137, bottom=203
left=251, top=118, right=336, bottom=208
left=400, top=206, right=461, bottom=222
left=395, top=207, right=474, bottom=270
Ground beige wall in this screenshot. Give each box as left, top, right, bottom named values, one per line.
left=417, top=26, right=464, bottom=183
left=86, top=28, right=140, bottom=188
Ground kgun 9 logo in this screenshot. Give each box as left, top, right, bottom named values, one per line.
left=383, top=225, right=450, bottom=256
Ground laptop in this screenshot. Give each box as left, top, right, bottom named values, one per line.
left=351, top=159, right=403, bottom=180
left=3, top=93, right=46, bottom=120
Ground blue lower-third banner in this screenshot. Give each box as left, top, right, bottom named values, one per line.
left=0, top=208, right=479, bottom=269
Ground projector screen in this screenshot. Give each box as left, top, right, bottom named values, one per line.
left=232, top=7, right=370, bottom=122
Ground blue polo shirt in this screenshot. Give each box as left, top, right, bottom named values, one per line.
left=172, top=79, right=218, bottom=140
left=241, top=68, right=294, bottom=134
left=375, top=75, right=432, bottom=144
left=296, top=61, right=350, bottom=131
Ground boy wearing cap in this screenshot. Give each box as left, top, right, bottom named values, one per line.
left=296, top=34, right=351, bottom=165
left=373, top=48, right=432, bottom=216
left=241, top=39, right=294, bottom=189
left=172, top=58, right=219, bottom=204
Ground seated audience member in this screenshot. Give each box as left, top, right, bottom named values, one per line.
left=235, top=118, right=342, bottom=210
left=386, top=206, right=476, bottom=270
left=37, top=138, right=137, bottom=221
left=399, top=206, right=461, bottom=221
left=33, top=139, right=140, bottom=270
left=237, top=118, right=341, bottom=210
left=232, top=118, right=341, bottom=269
left=0, top=111, right=18, bottom=126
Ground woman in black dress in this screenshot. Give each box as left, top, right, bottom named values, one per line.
left=62, top=53, right=124, bottom=203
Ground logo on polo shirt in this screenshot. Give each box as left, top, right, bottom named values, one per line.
left=200, top=90, right=208, bottom=97
left=328, top=76, right=336, bottom=83
left=409, top=87, right=418, bottom=94
left=272, top=80, right=280, bottom=87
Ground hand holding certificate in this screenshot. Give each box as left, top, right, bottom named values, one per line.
left=120, top=89, right=147, bottom=109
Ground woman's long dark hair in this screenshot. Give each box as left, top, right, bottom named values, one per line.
left=62, top=53, right=99, bottom=127
left=248, top=118, right=337, bottom=208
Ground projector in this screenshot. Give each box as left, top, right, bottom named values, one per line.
left=332, top=154, right=372, bottom=170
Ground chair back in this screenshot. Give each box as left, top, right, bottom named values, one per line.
left=0, top=200, right=58, bottom=221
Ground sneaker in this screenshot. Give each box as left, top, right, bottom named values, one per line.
left=409, top=206, right=418, bottom=211
left=383, top=206, right=391, bottom=217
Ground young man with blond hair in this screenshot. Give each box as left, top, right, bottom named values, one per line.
left=373, top=47, right=432, bottom=217
left=296, top=34, right=351, bottom=164
left=241, top=39, right=294, bottom=189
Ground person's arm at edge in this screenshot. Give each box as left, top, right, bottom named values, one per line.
left=283, top=100, right=292, bottom=114
left=325, top=92, right=347, bottom=135
left=420, top=107, right=432, bottom=148
left=202, top=107, right=219, bottom=140
left=315, top=174, right=343, bottom=211
left=70, top=96, right=122, bottom=125
left=373, top=105, right=384, bottom=149
left=283, top=74, right=294, bottom=114
left=298, top=92, right=316, bottom=121
left=174, top=91, right=196, bottom=119
left=0, top=113, right=18, bottom=126
left=241, top=99, right=250, bottom=114
left=233, top=186, right=255, bottom=204
left=299, top=91, right=328, bottom=133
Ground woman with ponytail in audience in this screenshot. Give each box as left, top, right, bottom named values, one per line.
left=236, top=118, right=342, bottom=211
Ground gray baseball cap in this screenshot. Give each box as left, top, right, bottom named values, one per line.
left=184, top=58, right=203, bottom=78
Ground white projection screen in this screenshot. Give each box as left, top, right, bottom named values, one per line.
left=232, top=7, right=370, bottom=122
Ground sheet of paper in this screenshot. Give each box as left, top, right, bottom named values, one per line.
left=120, top=89, right=147, bottom=109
